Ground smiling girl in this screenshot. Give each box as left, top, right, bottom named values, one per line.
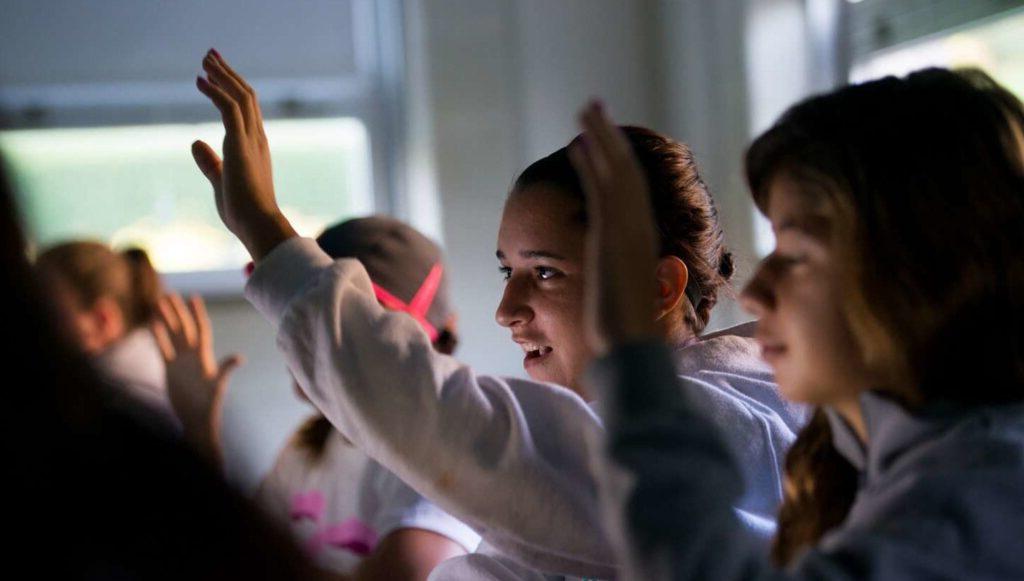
left=582, top=68, right=1024, bottom=579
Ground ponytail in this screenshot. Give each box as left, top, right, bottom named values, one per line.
left=120, top=247, right=161, bottom=327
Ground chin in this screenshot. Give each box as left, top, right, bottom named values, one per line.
left=526, top=367, right=565, bottom=387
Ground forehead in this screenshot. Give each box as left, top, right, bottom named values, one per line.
left=497, top=185, right=585, bottom=254
left=766, top=174, right=832, bottom=239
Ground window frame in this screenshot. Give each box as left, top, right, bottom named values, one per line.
left=0, top=0, right=407, bottom=297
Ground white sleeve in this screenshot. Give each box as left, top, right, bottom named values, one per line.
left=245, top=237, right=615, bottom=579
left=359, top=460, right=481, bottom=552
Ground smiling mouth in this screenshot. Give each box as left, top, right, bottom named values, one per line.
left=518, top=341, right=554, bottom=364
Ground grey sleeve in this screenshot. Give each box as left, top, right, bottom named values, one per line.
left=587, top=341, right=867, bottom=581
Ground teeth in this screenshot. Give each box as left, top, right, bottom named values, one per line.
left=520, top=342, right=550, bottom=355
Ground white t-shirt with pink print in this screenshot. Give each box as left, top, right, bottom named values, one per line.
left=256, top=421, right=480, bottom=574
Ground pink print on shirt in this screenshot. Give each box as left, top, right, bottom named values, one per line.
left=290, top=490, right=379, bottom=557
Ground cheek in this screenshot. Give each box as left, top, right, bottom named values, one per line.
left=550, top=291, right=589, bottom=371
left=776, top=279, right=865, bottom=404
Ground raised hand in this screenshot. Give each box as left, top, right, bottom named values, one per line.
left=568, top=102, right=660, bottom=356
left=193, top=48, right=297, bottom=261
left=153, top=293, right=243, bottom=467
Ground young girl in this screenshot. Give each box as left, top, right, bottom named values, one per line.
left=578, top=68, right=1024, bottom=579
left=155, top=216, right=479, bottom=579
left=36, top=241, right=171, bottom=423
left=189, top=50, right=802, bottom=579
left=256, top=216, right=479, bottom=578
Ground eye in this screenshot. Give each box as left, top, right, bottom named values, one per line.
left=769, top=251, right=807, bottom=270
left=499, top=265, right=512, bottom=281
left=535, top=266, right=562, bottom=281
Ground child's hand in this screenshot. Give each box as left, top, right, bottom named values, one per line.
left=569, top=102, right=660, bottom=356
left=192, top=48, right=297, bottom=261
left=153, top=293, right=243, bottom=467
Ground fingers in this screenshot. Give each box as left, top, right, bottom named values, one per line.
left=158, top=293, right=197, bottom=355
left=196, top=75, right=245, bottom=136
left=568, top=141, right=604, bottom=218
left=152, top=320, right=176, bottom=361
left=191, top=140, right=223, bottom=187
left=209, top=49, right=264, bottom=122
left=580, top=101, right=632, bottom=162
left=188, top=294, right=213, bottom=351
left=158, top=295, right=182, bottom=336
left=215, top=354, right=245, bottom=387
left=201, top=49, right=263, bottom=136
left=167, top=293, right=198, bottom=348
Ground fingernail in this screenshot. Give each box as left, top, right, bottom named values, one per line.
left=211, top=48, right=222, bottom=60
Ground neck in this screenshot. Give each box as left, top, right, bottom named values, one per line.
left=661, top=317, right=696, bottom=349
left=832, top=395, right=869, bottom=444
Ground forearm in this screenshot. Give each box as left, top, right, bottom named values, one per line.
left=589, top=341, right=769, bottom=580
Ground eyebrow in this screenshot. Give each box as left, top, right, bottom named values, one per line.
left=495, top=250, right=568, bottom=261
left=774, top=214, right=831, bottom=239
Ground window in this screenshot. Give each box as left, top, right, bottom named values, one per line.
left=850, top=7, right=1024, bottom=96
left=1, top=119, right=373, bottom=274
left=0, top=0, right=408, bottom=294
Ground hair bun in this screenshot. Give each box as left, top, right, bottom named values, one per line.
left=718, top=250, right=735, bottom=280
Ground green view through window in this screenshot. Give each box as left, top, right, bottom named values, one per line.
left=0, top=118, right=373, bottom=273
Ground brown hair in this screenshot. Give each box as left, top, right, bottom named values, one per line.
left=514, top=126, right=734, bottom=334
left=36, top=242, right=162, bottom=330
left=771, top=409, right=857, bottom=567
left=746, top=68, right=1024, bottom=406
left=750, top=68, right=1024, bottom=564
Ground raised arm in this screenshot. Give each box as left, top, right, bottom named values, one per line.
left=153, top=293, right=242, bottom=467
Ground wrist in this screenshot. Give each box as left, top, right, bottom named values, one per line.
left=184, top=418, right=223, bottom=467
left=242, top=212, right=298, bottom=262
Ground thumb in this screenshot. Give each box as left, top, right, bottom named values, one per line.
left=191, top=140, right=223, bottom=187
left=215, top=354, right=244, bottom=387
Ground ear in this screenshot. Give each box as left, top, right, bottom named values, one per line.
left=443, top=313, right=459, bottom=334
left=92, top=296, right=126, bottom=345
left=654, top=256, right=689, bottom=321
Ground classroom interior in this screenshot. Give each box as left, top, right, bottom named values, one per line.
left=2, top=0, right=1023, bottom=490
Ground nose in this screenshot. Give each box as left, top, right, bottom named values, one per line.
left=495, top=275, right=533, bottom=328
left=739, top=260, right=774, bottom=318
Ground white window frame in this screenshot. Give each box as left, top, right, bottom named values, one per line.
left=0, top=0, right=408, bottom=297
